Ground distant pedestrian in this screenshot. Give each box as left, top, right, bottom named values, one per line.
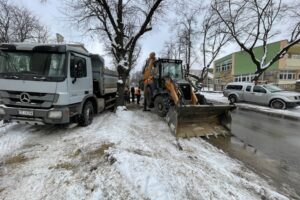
left=124, top=87, right=130, bottom=104
left=131, top=87, right=135, bottom=103
left=135, top=87, right=141, bottom=104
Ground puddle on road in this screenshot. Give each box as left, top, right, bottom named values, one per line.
left=208, top=136, right=300, bottom=199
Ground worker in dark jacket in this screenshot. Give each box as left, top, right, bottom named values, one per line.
left=130, top=87, right=135, bottom=103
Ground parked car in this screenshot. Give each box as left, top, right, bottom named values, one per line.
left=223, top=82, right=300, bottom=109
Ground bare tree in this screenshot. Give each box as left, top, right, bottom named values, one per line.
left=173, top=0, right=200, bottom=73
left=200, top=6, right=231, bottom=82
left=212, top=0, right=300, bottom=81
left=160, top=39, right=181, bottom=59
left=66, top=0, right=164, bottom=105
left=12, top=6, right=40, bottom=42
left=0, top=0, right=13, bottom=42
left=34, top=25, right=49, bottom=43
left=0, top=0, right=49, bottom=43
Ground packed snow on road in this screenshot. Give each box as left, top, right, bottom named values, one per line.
left=0, top=107, right=289, bottom=200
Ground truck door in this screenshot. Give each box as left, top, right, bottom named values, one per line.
left=68, top=53, right=92, bottom=104
left=248, top=85, right=268, bottom=104
left=243, top=85, right=253, bottom=102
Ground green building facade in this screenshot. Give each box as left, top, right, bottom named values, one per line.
left=213, top=40, right=300, bottom=90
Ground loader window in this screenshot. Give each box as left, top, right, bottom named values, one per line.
left=161, top=62, right=182, bottom=80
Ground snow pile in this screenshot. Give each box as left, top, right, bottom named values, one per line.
left=0, top=123, right=30, bottom=158
left=0, top=108, right=289, bottom=200
left=202, top=91, right=229, bottom=103
left=237, top=103, right=300, bottom=119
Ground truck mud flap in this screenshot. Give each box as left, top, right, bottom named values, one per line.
left=166, top=105, right=235, bottom=138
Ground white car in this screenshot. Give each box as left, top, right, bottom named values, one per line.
left=223, top=82, right=300, bottom=109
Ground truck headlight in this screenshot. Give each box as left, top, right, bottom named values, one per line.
left=0, top=107, right=5, bottom=115
left=48, top=110, right=63, bottom=119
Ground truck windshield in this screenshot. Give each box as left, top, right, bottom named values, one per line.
left=161, top=62, right=182, bottom=80
left=0, top=51, right=66, bottom=80
left=263, top=84, right=282, bottom=93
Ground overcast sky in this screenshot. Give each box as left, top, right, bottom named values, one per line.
left=12, top=0, right=290, bottom=72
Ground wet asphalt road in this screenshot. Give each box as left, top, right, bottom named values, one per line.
left=209, top=108, right=300, bottom=199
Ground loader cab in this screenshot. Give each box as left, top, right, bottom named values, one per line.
left=157, top=59, right=183, bottom=81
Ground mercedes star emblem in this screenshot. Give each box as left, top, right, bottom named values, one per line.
left=20, top=93, right=31, bottom=103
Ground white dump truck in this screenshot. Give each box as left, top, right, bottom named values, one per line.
left=0, top=43, right=118, bottom=126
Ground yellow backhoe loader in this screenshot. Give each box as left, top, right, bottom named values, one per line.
left=142, top=57, right=235, bottom=138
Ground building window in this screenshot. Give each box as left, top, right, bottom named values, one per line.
left=215, top=59, right=232, bottom=72
left=279, top=71, right=296, bottom=80
left=215, top=78, right=221, bottom=84
left=234, top=74, right=255, bottom=82
left=289, top=53, right=300, bottom=59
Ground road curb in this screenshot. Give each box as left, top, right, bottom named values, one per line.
left=207, top=96, right=300, bottom=121
left=236, top=104, right=300, bottom=121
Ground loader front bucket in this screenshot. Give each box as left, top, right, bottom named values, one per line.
left=166, top=105, right=235, bottom=138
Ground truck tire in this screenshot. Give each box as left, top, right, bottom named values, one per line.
left=270, top=99, right=286, bottom=109
left=154, top=96, right=168, bottom=117
left=228, top=94, right=237, bottom=104
left=78, top=101, right=94, bottom=126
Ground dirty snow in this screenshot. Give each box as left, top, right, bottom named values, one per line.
left=0, top=107, right=289, bottom=200
left=202, top=91, right=300, bottom=119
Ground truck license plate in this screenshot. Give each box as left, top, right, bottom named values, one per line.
left=18, top=110, right=34, bottom=116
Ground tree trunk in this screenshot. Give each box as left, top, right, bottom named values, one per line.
left=116, top=83, right=125, bottom=106
left=116, top=68, right=129, bottom=107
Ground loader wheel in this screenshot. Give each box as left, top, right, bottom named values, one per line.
left=154, top=96, right=168, bottom=117
left=78, top=101, right=94, bottom=127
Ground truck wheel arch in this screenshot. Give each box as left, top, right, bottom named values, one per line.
left=228, top=94, right=238, bottom=103
left=80, top=95, right=98, bottom=114
left=269, top=98, right=286, bottom=109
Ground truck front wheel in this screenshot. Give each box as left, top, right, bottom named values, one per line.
left=78, top=101, right=94, bottom=126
